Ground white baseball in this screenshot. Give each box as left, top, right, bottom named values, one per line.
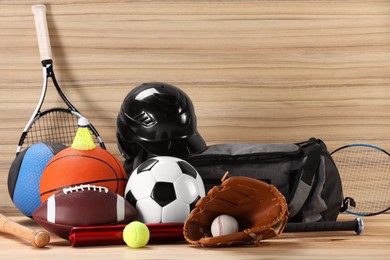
left=211, top=214, right=239, bottom=237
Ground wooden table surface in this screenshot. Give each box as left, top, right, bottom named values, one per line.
left=0, top=214, right=389, bottom=259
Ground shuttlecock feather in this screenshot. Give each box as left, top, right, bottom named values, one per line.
left=71, top=117, right=96, bottom=150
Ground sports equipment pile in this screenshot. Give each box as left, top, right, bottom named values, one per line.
left=4, top=3, right=376, bottom=250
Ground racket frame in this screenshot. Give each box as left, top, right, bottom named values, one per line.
left=331, top=143, right=390, bottom=216
left=17, top=5, right=105, bottom=154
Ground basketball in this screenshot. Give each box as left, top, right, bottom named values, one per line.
left=8, top=142, right=67, bottom=217
left=40, top=147, right=127, bottom=202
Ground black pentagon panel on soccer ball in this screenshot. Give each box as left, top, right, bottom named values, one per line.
left=125, top=189, right=137, bottom=207
left=151, top=182, right=176, bottom=207
left=189, top=195, right=201, bottom=210
left=137, top=158, right=158, bottom=174
left=177, top=161, right=197, bottom=179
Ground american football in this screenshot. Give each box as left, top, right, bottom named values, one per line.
left=125, top=156, right=205, bottom=224
left=33, top=184, right=137, bottom=240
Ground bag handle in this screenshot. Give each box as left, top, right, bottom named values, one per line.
left=288, top=144, right=322, bottom=218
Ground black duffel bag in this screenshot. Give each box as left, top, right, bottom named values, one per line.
left=185, top=138, right=343, bottom=223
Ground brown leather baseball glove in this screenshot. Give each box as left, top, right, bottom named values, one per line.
left=183, top=175, right=288, bottom=246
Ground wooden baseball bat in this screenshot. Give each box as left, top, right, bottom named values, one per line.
left=0, top=214, right=50, bottom=248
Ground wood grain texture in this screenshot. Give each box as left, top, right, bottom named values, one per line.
left=0, top=214, right=50, bottom=248
left=0, top=0, right=389, bottom=212
left=0, top=214, right=389, bottom=258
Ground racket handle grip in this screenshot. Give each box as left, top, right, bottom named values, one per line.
left=284, top=218, right=364, bottom=235
left=32, top=4, right=52, bottom=61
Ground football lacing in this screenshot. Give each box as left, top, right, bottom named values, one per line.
left=63, top=184, right=109, bottom=194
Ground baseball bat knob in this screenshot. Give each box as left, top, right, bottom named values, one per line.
left=356, top=218, right=364, bottom=235
left=32, top=230, right=50, bottom=248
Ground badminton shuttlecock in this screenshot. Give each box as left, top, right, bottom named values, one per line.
left=71, top=117, right=96, bottom=150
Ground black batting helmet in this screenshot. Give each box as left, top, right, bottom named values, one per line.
left=117, top=82, right=206, bottom=160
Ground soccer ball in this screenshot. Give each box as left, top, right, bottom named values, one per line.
left=125, top=156, right=205, bottom=223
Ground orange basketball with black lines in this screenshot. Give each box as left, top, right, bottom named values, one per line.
left=40, top=147, right=127, bottom=202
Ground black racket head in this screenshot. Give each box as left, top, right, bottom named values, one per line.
left=331, top=144, right=390, bottom=216
left=17, top=108, right=104, bottom=154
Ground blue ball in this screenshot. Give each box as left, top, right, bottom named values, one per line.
left=8, top=142, right=66, bottom=217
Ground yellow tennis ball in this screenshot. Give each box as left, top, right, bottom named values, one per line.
left=123, top=221, right=150, bottom=248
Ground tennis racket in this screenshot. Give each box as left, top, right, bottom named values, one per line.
left=16, top=4, right=105, bottom=155
left=331, top=144, right=390, bottom=216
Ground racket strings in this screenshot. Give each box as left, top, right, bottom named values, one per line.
left=334, top=146, right=390, bottom=216
left=22, top=110, right=101, bottom=150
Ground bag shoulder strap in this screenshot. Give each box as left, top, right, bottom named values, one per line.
left=288, top=140, right=323, bottom=218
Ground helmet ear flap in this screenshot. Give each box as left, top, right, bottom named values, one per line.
left=117, top=133, right=143, bottom=161
left=116, top=113, right=143, bottom=161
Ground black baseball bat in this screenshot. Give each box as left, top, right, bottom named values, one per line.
left=284, top=218, right=364, bottom=235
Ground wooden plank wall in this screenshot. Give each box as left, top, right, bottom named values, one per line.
left=0, top=0, right=389, bottom=213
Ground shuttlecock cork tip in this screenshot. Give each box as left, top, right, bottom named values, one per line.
left=78, top=117, right=89, bottom=127
left=71, top=117, right=96, bottom=150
